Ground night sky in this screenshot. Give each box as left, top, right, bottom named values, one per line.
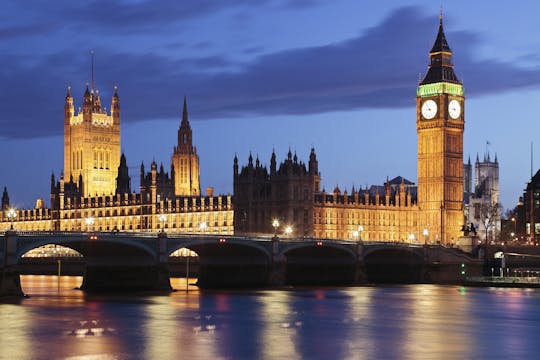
left=1, top=1, right=540, bottom=212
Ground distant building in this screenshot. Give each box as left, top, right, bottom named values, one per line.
left=463, top=153, right=501, bottom=243
left=521, top=169, right=540, bottom=242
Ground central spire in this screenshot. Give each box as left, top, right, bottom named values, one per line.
left=181, top=95, right=189, bottom=125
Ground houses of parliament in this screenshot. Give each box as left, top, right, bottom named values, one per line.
left=1, top=17, right=468, bottom=244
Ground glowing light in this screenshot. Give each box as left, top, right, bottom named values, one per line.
left=284, top=225, right=293, bottom=236
left=7, top=207, right=17, bottom=229
left=199, top=222, right=208, bottom=232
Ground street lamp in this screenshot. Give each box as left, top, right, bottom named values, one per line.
left=357, top=225, right=364, bottom=241
left=284, top=225, right=293, bottom=237
left=85, top=217, right=95, bottom=232
left=423, top=228, right=429, bottom=245
left=7, top=208, right=16, bottom=230
left=408, top=233, right=415, bottom=244
left=159, top=214, right=167, bottom=233
left=272, top=219, right=280, bottom=237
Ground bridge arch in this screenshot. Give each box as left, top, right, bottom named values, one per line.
left=363, top=246, right=425, bottom=284
left=16, top=234, right=157, bottom=261
left=167, top=237, right=272, bottom=288
left=282, top=242, right=358, bottom=285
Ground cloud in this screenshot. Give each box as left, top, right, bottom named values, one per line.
left=1, top=6, right=540, bottom=139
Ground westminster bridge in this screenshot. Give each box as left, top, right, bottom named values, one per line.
left=0, top=231, right=480, bottom=296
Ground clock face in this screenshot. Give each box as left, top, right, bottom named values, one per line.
left=421, top=99, right=437, bottom=119
left=448, top=99, right=461, bottom=119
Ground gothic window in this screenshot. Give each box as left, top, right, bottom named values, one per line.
left=105, top=151, right=110, bottom=169
left=93, top=150, right=98, bottom=168
left=98, top=150, right=103, bottom=169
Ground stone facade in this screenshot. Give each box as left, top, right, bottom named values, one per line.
left=234, top=150, right=420, bottom=241
left=64, top=85, right=121, bottom=197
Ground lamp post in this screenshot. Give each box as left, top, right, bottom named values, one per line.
left=199, top=221, right=208, bottom=234
left=85, top=217, right=95, bottom=232
left=7, top=208, right=16, bottom=230
left=159, top=214, right=167, bottom=233
left=408, top=233, right=415, bottom=244
left=423, top=228, right=429, bottom=245
left=357, top=225, right=364, bottom=241
left=272, top=219, right=280, bottom=237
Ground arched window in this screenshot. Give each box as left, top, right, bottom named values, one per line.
left=98, top=150, right=103, bottom=169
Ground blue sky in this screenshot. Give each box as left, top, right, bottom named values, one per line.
left=1, top=1, right=540, bottom=211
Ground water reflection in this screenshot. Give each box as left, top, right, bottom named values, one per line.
left=3, top=276, right=540, bottom=359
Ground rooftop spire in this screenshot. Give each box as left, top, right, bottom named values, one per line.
left=182, top=95, right=189, bottom=125
left=90, top=50, right=95, bottom=93
left=420, top=14, right=460, bottom=85
left=430, top=14, right=451, bottom=54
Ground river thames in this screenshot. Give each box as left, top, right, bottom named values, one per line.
left=1, top=276, right=540, bottom=359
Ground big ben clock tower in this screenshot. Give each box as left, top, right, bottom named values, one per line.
left=417, top=15, right=464, bottom=244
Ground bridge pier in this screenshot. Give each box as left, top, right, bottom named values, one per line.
left=267, top=236, right=286, bottom=286
left=156, top=232, right=173, bottom=291
left=354, top=241, right=368, bottom=284
left=0, top=232, right=23, bottom=297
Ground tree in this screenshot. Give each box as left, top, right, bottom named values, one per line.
left=479, top=201, right=501, bottom=244
left=500, top=206, right=518, bottom=243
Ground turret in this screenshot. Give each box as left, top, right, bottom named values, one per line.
left=64, top=86, right=74, bottom=125
left=233, top=154, right=239, bottom=176
left=116, top=153, right=131, bottom=194
left=111, top=86, right=120, bottom=125
left=1, top=187, right=9, bottom=210
left=50, top=172, right=56, bottom=192
left=82, top=84, right=92, bottom=116
left=92, top=89, right=103, bottom=113
left=309, top=147, right=318, bottom=175
left=140, top=162, right=145, bottom=185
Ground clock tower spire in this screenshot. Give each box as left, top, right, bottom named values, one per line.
left=417, top=15, right=464, bottom=245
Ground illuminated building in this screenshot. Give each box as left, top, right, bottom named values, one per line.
left=1, top=15, right=463, bottom=244
left=416, top=15, right=465, bottom=244
left=64, top=84, right=120, bottom=198
left=234, top=16, right=465, bottom=244
left=0, top=89, right=232, bottom=235
left=234, top=149, right=419, bottom=240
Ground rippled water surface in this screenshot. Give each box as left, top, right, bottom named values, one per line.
left=1, top=276, right=540, bottom=359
